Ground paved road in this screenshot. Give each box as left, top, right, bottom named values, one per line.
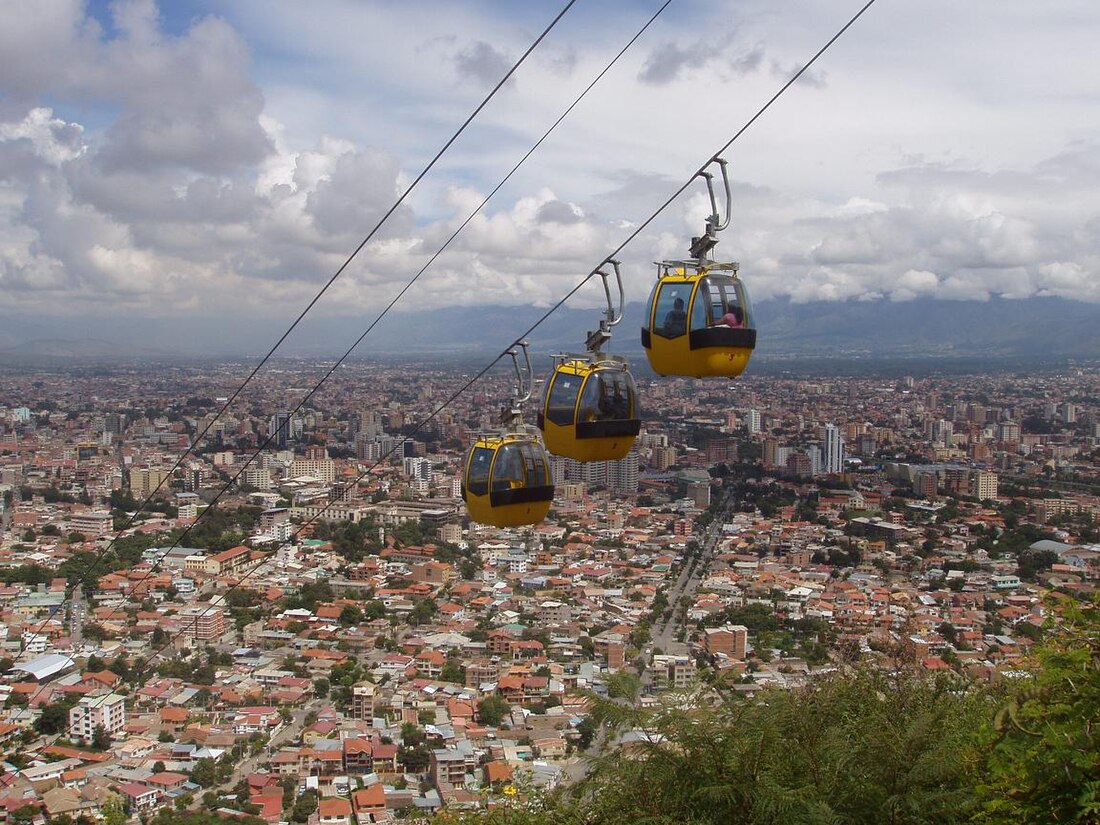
left=204, top=698, right=321, bottom=799
left=643, top=490, right=732, bottom=690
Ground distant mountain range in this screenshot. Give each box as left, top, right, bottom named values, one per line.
left=0, top=297, right=1095, bottom=367
left=371, top=295, right=1100, bottom=363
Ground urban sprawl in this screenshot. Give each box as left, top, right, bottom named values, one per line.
left=0, top=362, right=1097, bottom=823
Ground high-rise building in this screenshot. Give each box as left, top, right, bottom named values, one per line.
left=932, top=419, right=953, bottom=447
left=745, top=409, right=761, bottom=435
left=104, top=412, right=125, bottom=435
left=129, top=467, right=168, bottom=498
left=971, top=470, right=999, bottom=500
left=243, top=466, right=272, bottom=491
left=652, top=446, right=678, bottom=471
left=551, top=450, right=639, bottom=494
left=69, top=693, right=126, bottom=745
left=288, top=458, right=336, bottom=484
left=607, top=450, right=640, bottom=494
left=269, top=410, right=297, bottom=449
left=824, top=424, right=845, bottom=474
left=178, top=606, right=226, bottom=641
left=762, top=438, right=779, bottom=467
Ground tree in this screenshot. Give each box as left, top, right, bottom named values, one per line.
left=338, top=604, right=363, bottom=625
left=313, top=678, right=329, bottom=699
left=190, top=758, right=218, bottom=788
left=399, top=744, right=431, bottom=772
left=409, top=598, right=437, bottom=625
left=576, top=717, right=597, bottom=749
left=401, top=722, right=425, bottom=747
left=440, top=659, right=465, bottom=684
left=100, top=799, right=127, bottom=825
left=290, top=790, right=318, bottom=823
left=35, top=702, right=70, bottom=735
left=92, top=723, right=112, bottom=751
left=281, top=777, right=296, bottom=811
left=976, top=599, right=1100, bottom=824
left=477, top=694, right=511, bottom=727
left=153, top=761, right=166, bottom=773
left=573, top=669, right=984, bottom=825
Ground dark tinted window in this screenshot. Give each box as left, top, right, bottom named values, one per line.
left=545, top=372, right=581, bottom=426
left=578, top=369, right=636, bottom=422
left=653, top=282, right=690, bottom=339
left=465, top=446, right=493, bottom=496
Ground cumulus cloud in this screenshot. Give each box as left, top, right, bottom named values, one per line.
left=454, top=41, right=514, bottom=86
left=0, top=108, right=85, bottom=166
left=2, top=0, right=1100, bottom=336
left=639, top=40, right=765, bottom=85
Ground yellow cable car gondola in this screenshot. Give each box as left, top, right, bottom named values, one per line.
left=462, top=343, right=554, bottom=528
left=641, top=158, right=757, bottom=378
left=538, top=260, right=641, bottom=462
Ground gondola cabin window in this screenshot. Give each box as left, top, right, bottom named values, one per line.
left=699, top=274, right=753, bottom=329
left=578, top=370, right=634, bottom=422
left=653, top=283, right=690, bottom=339
left=545, top=373, right=581, bottom=426
left=466, top=446, right=493, bottom=496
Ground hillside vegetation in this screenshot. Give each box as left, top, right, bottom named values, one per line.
left=444, top=597, right=1099, bottom=825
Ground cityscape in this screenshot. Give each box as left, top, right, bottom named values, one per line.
left=0, top=357, right=1095, bottom=822
left=2, top=0, right=1099, bottom=822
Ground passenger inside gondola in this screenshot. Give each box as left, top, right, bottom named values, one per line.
left=722, top=305, right=744, bottom=328
left=662, top=297, right=687, bottom=337
left=491, top=447, right=523, bottom=491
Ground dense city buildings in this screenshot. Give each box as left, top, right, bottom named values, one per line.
left=0, top=359, right=1096, bottom=820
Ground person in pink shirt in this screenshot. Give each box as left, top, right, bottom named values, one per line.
left=721, top=306, right=745, bottom=328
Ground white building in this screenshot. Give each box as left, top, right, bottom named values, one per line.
left=69, top=693, right=126, bottom=744
left=824, top=424, right=845, bottom=474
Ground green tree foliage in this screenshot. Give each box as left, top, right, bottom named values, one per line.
left=35, top=702, right=71, bottom=735
left=976, top=599, right=1100, bottom=824
left=91, top=723, right=112, bottom=751
left=283, top=580, right=333, bottom=612
left=401, top=722, right=425, bottom=747
left=580, top=672, right=984, bottom=825
left=477, top=694, right=511, bottom=727
left=0, top=564, right=54, bottom=585
left=440, top=658, right=465, bottom=684
left=148, top=812, right=264, bottom=825
left=189, top=758, right=218, bottom=788
left=100, top=799, right=127, bottom=825
left=167, top=505, right=261, bottom=553
left=290, top=790, right=318, bottom=823
left=409, top=597, right=437, bottom=625
left=338, top=604, right=363, bottom=625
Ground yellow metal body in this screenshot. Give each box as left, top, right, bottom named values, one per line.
left=539, top=359, right=639, bottom=462
left=539, top=360, right=642, bottom=466
left=642, top=267, right=755, bottom=379
left=462, top=432, right=553, bottom=528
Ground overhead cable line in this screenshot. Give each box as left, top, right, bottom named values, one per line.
left=23, top=0, right=878, bottom=758
left=18, top=0, right=668, bottom=747
left=49, top=0, right=672, bottom=662
left=13, top=0, right=579, bottom=661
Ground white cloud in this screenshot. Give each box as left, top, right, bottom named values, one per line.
left=1, top=0, right=1100, bottom=335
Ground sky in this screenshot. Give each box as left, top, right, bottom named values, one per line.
left=1, top=0, right=1098, bottom=352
